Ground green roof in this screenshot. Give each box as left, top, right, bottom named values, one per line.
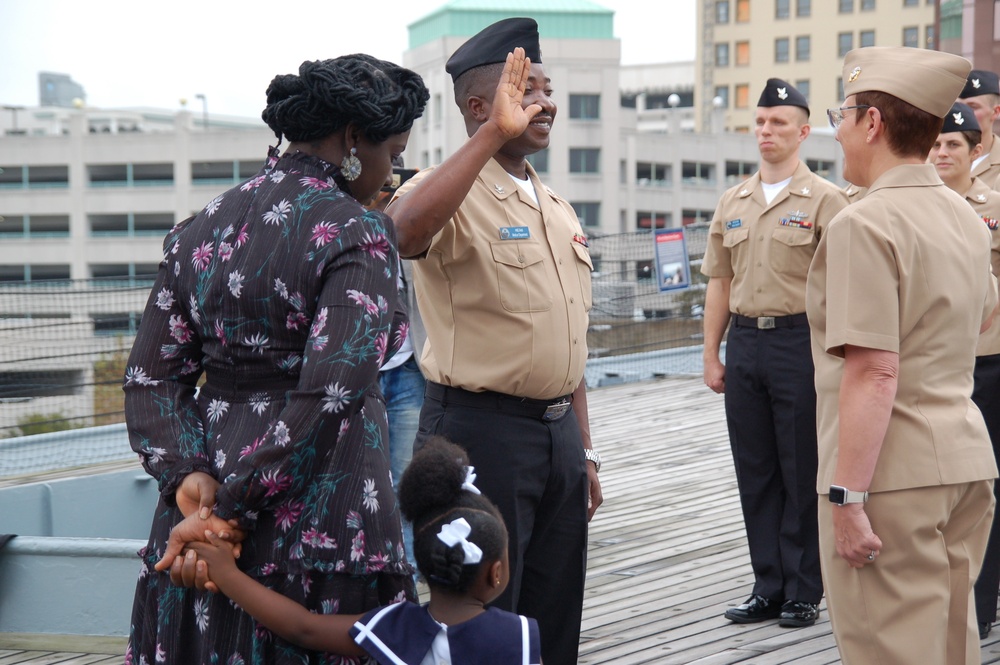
left=408, top=0, right=614, bottom=50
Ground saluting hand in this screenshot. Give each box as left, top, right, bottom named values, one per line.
left=488, top=47, right=542, bottom=141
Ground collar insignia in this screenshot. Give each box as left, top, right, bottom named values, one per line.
left=849, top=66, right=861, bottom=83
left=494, top=184, right=505, bottom=195
left=739, top=188, right=750, bottom=197
left=801, top=187, right=810, bottom=195
left=977, top=194, right=987, bottom=202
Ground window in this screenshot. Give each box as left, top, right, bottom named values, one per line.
left=926, top=25, right=935, bottom=49
left=88, top=163, right=173, bottom=187
left=795, top=80, right=810, bottom=102
left=682, top=209, right=715, bottom=226
left=0, top=264, right=71, bottom=284
left=796, top=0, right=811, bottom=15
left=903, top=0, right=917, bottom=5
left=839, top=0, right=853, bottom=12
left=92, top=312, right=143, bottom=336
left=90, top=263, right=158, bottom=287
left=89, top=213, right=174, bottom=237
left=806, top=159, right=835, bottom=180
left=715, top=0, right=730, bottom=23
left=775, top=38, right=790, bottom=63
left=526, top=148, right=548, bottom=174
left=860, top=30, right=875, bottom=47
left=0, top=164, right=69, bottom=189
left=903, top=26, right=918, bottom=48
left=736, top=0, right=750, bottom=21
left=735, top=84, right=750, bottom=109
left=569, top=94, right=600, bottom=119
left=0, top=214, right=70, bottom=238
left=636, top=212, right=670, bottom=230
left=725, top=161, right=757, bottom=184
left=715, top=43, right=730, bottom=67
left=860, top=0, right=875, bottom=8
left=636, top=162, right=671, bottom=186
left=681, top=161, right=715, bottom=185
left=570, top=202, right=601, bottom=228
left=569, top=148, right=600, bottom=174
left=836, top=77, right=845, bottom=102
left=636, top=259, right=655, bottom=280
left=714, top=85, right=730, bottom=108
left=838, top=32, right=853, bottom=57
left=796, top=36, right=811, bottom=61
left=776, top=0, right=790, bottom=18
left=736, top=41, right=750, bottom=66
left=433, top=93, right=442, bottom=124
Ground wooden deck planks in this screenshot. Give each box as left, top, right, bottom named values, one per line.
left=5, top=376, right=1000, bottom=663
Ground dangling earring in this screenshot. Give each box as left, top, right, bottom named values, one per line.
left=340, top=147, right=362, bottom=181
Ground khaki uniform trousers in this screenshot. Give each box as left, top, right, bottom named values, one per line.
left=819, top=480, right=994, bottom=665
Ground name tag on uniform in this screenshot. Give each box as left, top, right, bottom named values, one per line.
left=500, top=226, right=530, bottom=240
left=726, top=219, right=742, bottom=230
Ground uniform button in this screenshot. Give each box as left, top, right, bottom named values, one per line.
left=757, top=261, right=762, bottom=267
left=518, top=256, right=525, bottom=263
left=759, top=235, right=764, bottom=241
left=559, top=258, right=563, bottom=264
left=570, top=297, right=575, bottom=303
left=756, top=288, right=762, bottom=293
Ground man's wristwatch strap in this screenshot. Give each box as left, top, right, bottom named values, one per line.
left=584, top=448, right=601, bottom=473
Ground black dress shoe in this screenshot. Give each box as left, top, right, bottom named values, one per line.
left=724, top=594, right=783, bottom=623
left=778, top=600, right=820, bottom=627
left=980, top=621, right=992, bottom=640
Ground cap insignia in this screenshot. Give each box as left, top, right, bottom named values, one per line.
left=849, top=66, right=861, bottom=83
left=954, top=112, right=965, bottom=125
left=777, top=87, right=788, bottom=100
left=973, top=78, right=982, bottom=89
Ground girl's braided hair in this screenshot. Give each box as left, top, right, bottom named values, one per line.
left=261, top=54, right=429, bottom=144
left=399, top=436, right=507, bottom=592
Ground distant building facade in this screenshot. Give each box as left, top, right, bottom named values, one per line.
left=696, top=0, right=936, bottom=132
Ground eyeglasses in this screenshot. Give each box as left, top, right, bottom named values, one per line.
left=827, top=105, right=872, bottom=130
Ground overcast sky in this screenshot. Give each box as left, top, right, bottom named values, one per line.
left=0, top=0, right=696, bottom=119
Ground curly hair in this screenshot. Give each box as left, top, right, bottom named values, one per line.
left=261, top=54, right=429, bottom=144
left=399, top=436, right=507, bottom=593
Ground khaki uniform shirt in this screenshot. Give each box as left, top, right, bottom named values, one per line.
left=392, top=159, right=592, bottom=400
left=844, top=183, right=867, bottom=201
left=702, top=161, right=849, bottom=316
left=972, top=134, right=1000, bottom=189
left=965, top=177, right=1000, bottom=357
left=807, top=164, right=998, bottom=493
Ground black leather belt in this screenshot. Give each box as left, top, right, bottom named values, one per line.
left=425, top=382, right=573, bottom=422
left=731, top=313, right=809, bottom=330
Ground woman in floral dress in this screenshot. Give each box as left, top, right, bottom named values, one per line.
left=123, top=55, right=428, bottom=664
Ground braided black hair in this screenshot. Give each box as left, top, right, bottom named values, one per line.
left=399, top=436, right=507, bottom=592
left=261, top=54, right=429, bottom=144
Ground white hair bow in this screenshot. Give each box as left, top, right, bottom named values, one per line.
left=437, top=517, right=483, bottom=564
left=462, top=466, right=481, bottom=494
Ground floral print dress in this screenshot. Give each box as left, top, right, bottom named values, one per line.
left=123, top=148, right=415, bottom=665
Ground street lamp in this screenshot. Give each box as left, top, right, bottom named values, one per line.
left=194, top=93, right=208, bottom=129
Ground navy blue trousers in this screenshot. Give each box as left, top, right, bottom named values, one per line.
left=724, top=323, right=823, bottom=604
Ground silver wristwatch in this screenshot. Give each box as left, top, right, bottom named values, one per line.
left=829, top=485, right=868, bottom=505
left=584, top=449, right=602, bottom=473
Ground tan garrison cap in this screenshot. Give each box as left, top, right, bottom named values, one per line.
left=842, top=47, right=971, bottom=118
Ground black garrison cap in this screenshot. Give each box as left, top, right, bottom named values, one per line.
left=960, top=69, right=1000, bottom=98
left=445, top=17, right=542, bottom=83
left=941, top=101, right=981, bottom=134
left=757, top=78, right=810, bottom=117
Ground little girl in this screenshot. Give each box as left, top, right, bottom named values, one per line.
left=189, top=436, right=542, bottom=664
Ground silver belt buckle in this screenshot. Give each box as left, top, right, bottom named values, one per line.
left=757, top=316, right=776, bottom=330
left=542, top=400, right=571, bottom=421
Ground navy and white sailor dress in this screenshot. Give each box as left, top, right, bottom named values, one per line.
left=349, top=602, right=542, bottom=665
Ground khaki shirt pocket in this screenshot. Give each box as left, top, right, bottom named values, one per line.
left=571, top=242, right=594, bottom=311
left=770, top=226, right=816, bottom=274
left=490, top=242, right=555, bottom=313
left=722, top=226, right=751, bottom=274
